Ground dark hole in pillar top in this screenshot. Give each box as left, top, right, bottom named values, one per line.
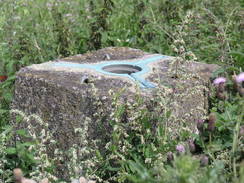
left=102, top=64, right=142, bottom=75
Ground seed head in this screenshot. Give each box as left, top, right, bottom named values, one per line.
left=188, top=139, right=196, bottom=153
left=200, top=155, right=209, bottom=166
left=208, top=113, right=216, bottom=132
left=216, top=91, right=227, bottom=100
left=240, top=126, right=244, bottom=136
left=197, top=119, right=204, bottom=133
left=217, top=82, right=225, bottom=92
left=167, top=151, right=174, bottom=163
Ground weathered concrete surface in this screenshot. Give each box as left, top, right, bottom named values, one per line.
left=12, top=47, right=219, bottom=177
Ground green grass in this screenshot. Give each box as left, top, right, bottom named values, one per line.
left=0, top=0, right=243, bottom=182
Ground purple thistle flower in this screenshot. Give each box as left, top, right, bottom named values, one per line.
left=176, top=144, right=185, bottom=153
left=235, top=72, right=244, bottom=83
left=213, top=77, right=226, bottom=85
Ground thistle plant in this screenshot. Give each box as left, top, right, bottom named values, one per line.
left=170, top=10, right=197, bottom=78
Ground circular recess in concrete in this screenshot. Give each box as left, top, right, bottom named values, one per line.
left=102, top=64, right=142, bottom=74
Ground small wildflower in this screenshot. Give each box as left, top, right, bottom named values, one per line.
left=145, top=158, right=152, bottom=164
left=208, top=113, right=216, bottom=132
left=180, top=39, right=185, bottom=44
left=173, top=39, right=181, bottom=44
left=213, top=77, right=226, bottom=85
left=179, top=46, right=185, bottom=54
left=173, top=47, right=178, bottom=53
left=186, top=11, right=193, bottom=19
left=200, top=155, right=209, bottom=166
left=176, top=144, right=185, bottom=154
left=235, top=72, right=244, bottom=83
left=64, top=13, right=72, bottom=17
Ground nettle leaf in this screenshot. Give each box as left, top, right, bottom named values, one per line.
left=1, top=75, right=15, bottom=88
left=2, top=92, right=12, bottom=101
left=6, top=75, right=15, bottom=81
left=223, top=141, right=232, bottom=148
left=15, top=115, right=23, bottom=123
left=16, top=141, right=35, bottom=149
left=141, top=116, right=151, bottom=129
left=5, top=147, right=17, bottom=155
left=211, top=67, right=226, bottom=80
left=207, top=142, right=223, bottom=153
left=25, top=153, right=36, bottom=163
left=106, top=165, right=121, bottom=172
left=229, top=51, right=244, bottom=66
left=225, top=66, right=240, bottom=74
left=0, top=109, right=8, bottom=114
left=22, top=142, right=35, bottom=147
left=16, top=129, right=30, bottom=137
left=166, top=110, right=171, bottom=118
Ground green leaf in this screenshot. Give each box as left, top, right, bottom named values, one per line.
left=16, top=129, right=29, bottom=137
left=5, top=147, right=17, bottom=155
left=0, top=109, right=8, bottom=114
left=106, top=165, right=121, bottom=172
left=2, top=92, right=12, bottom=101
left=16, top=115, right=23, bottom=123
left=22, top=142, right=35, bottom=147
left=166, top=110, right=172, bottom=118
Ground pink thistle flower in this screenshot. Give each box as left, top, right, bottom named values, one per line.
left=176, top=144, right=185, bottom=153
left=235, top=72, right=244, bottom=83
left=213, top=77, right=226, bottom=85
